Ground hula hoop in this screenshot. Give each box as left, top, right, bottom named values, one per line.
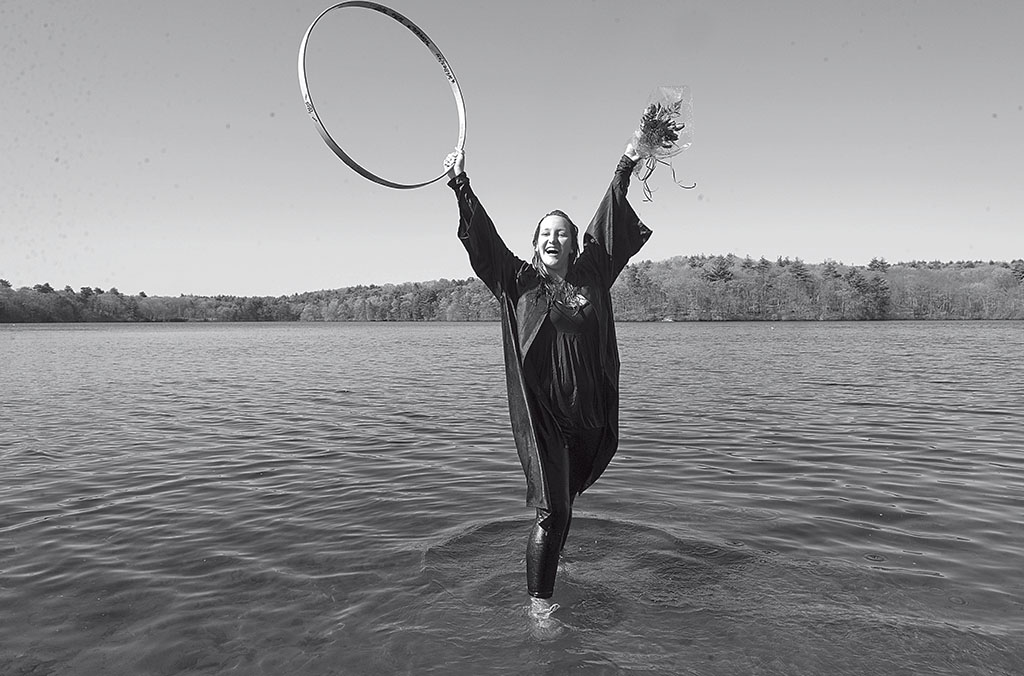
left=297, top=1, right=467, bottom=189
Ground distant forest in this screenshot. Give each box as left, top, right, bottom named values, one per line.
left=3, top=256, right=1024, bottom=323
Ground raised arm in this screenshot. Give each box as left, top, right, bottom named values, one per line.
left=580, top=143, right=653, bottom=285
left=445, top=151, right=525, bottom=299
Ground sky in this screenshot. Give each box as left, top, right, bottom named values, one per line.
left=2, top=0, right=1022, bottom=297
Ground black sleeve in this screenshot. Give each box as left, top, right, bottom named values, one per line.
left=449, top=173, right=526, bottom=299
left=579, top=155, right=653, bottom=287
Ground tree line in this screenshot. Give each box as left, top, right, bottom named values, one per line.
left=3, top=256, right=1023, bottom=323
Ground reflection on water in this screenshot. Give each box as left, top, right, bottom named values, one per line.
left=2, top=321, right=1022, bottom=675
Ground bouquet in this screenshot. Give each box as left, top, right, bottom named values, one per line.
left=630, top=86, right=694, bottom=199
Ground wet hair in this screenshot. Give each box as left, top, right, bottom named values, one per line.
left=530, top=210, right=584, bottom=307
left=531, top=210, right=579, bottom=272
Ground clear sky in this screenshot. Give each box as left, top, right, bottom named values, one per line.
left=2, top=0, right=1021, bottom=297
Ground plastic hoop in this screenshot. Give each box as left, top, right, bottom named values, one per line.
left=297, top=2, right=467, bottom=189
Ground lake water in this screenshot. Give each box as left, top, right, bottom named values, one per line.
left=2, top=321, right=1022, bottom=675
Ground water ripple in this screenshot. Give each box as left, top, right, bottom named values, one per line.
left=2, top=321, right=1022, bottom=674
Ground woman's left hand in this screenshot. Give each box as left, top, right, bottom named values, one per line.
left=624, top=142, right=641, bottom=162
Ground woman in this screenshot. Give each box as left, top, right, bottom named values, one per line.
left=445, top=143, right=651, bottom=622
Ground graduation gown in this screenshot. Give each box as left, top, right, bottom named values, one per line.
left=449, top=156, right=651, bottom=509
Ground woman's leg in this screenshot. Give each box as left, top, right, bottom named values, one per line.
left=526, top=440, right=572, bottom=599
left=559, top=426, right=601, bottom=552
left=526, top=506, right=570, bottom=599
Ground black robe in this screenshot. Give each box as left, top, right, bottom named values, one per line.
left=450, top=156, right=651, bottom=509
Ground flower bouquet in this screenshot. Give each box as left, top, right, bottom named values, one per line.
left=630, top=86, right=694, bottom=199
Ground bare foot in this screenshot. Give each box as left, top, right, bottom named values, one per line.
left=527, top=597, right=563, bottom=639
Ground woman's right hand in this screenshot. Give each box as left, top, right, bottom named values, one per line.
left=444, top=148, right=465, bottom=179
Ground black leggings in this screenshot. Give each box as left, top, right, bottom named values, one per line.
left=526, top=427, right=601, bottom=599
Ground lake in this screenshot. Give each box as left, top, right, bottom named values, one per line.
left=2, top=321, right=1022, bottom=675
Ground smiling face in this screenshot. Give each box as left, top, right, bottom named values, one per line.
left=533, top=213, right=576, bottom=278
